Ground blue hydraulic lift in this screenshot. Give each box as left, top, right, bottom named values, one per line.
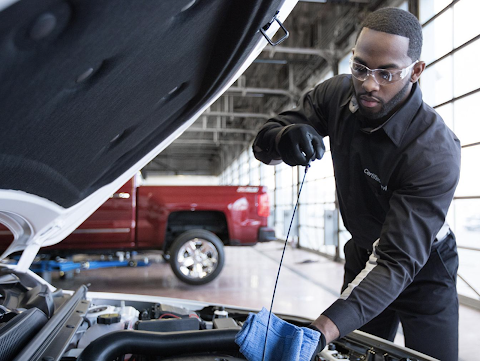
left=27, top=255, right=150, bottom=283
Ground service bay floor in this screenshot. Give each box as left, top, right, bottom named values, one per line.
left=52, top=241, right=480, bottom=360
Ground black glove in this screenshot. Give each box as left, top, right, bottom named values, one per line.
left=275, top=124, right=325, bottom=166
left=307, top=324, right=327, bottom=361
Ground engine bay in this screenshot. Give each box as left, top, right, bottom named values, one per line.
left=0, top=268, right=437, bottom=361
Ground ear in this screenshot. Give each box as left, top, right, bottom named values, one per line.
left=411, top=61, right=425, bottom=83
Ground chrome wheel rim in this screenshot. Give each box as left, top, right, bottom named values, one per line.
left=176, top=238, right=219, bottom=280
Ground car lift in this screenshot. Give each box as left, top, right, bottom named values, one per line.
left=27, top=253, right=150, bottom=283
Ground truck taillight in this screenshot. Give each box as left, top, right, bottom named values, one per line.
left=257, top=193, right=270, bottom=218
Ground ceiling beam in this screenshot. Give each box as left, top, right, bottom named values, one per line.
left=185, top=127, right=257, bottom=135
left=203, top=111, right=270, bottom=119
left=174, top=139, right=250, bottom=145
left=263, top=45, right=338, bottom=62
left=225, top=86, right=294, bottom=99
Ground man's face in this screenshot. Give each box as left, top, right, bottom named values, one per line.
left=352, top=28, right=414, bottom=121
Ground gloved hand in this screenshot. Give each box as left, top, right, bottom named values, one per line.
left=275, top=124, right=325, bottom=166
left=234, top=307, right=324, bottom=361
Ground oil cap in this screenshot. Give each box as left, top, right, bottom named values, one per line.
left=97, top=313, right=121, bottom=324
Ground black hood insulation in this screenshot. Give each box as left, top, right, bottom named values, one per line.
left=0, top=0, right=284, bottom=207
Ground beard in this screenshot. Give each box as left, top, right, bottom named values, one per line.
left=356, top=80, right=411, bottom=121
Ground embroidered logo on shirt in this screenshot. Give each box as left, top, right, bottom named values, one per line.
left=364, top=169, right=388, bottom=191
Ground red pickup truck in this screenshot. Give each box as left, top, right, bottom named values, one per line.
left=0, top=178, right=274, bottom=285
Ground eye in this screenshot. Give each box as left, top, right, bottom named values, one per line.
left=352, top=63, right=367, bottom=73
left=378, top=70, right=392, bottom=81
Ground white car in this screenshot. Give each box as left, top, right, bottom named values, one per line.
left=0, top=1, right=438, bottom=360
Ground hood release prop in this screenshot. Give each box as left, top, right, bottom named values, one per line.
left=260, top=11, right=289, bottom=46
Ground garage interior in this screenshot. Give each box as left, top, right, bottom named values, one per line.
left=40, top=0, right=480, bottom=360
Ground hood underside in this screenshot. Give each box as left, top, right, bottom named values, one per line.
left=0, top=0, right=296, bottom=261
left=1, top=0, right=288, bottom=208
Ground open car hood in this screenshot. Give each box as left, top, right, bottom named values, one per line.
left=0, top=0, right=296, bottom=269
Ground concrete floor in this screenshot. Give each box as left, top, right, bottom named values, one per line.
left=51, top=242, right=480, bottom=360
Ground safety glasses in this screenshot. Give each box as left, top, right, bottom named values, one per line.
left=349, top=58, right=418, bottom=85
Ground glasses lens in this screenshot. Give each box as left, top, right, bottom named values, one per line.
left=373, top=70, right=393, bottom=85
left=350, top=61, right=368, bottom=81
left=350, top=60, right=396, bottom=85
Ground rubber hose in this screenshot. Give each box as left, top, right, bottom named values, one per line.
left=78, top=328, right=240, bottom=361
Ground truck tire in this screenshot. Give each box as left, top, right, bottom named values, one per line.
left=169, top=229, right=224, bottom=285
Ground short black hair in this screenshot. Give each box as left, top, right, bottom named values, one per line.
left=356, top=7, right=423, bottom=61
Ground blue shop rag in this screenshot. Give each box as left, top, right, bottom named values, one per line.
left=235, top=307, right=320, bottom=361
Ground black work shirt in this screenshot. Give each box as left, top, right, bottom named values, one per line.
left=253, top=74, right=461, bottom=337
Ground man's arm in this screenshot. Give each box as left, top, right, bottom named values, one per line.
left=311, top=315, right=340, bottom=344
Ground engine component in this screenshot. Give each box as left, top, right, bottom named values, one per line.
left=85, top=305, right=116, bottom=325
left=212, top=317, right=241, bottom=330
left=78, top=329, right=240, bottom=361
left=78, top=313, right=125, bottom=349
left=135, top=317, right=201, bottom=332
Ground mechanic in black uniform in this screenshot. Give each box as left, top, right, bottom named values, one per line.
left=252, top=7, right=461, bottom=360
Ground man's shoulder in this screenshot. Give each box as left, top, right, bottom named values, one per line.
left=411, top=86, right=452, bottom=136
left=407, top=101, right=461, bottom=162
left=418, top=102, right=458, bottom=142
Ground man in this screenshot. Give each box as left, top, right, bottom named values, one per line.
left=252, top=7, right=461, bottom=361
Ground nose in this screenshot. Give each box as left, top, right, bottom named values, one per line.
left=362, top=73, right=380, bottom=93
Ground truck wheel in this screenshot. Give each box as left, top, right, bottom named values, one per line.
left=169, top=229, right=224, bottom=285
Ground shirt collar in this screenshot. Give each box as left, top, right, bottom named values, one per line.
left=347, top=82, right=423, bottom=147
